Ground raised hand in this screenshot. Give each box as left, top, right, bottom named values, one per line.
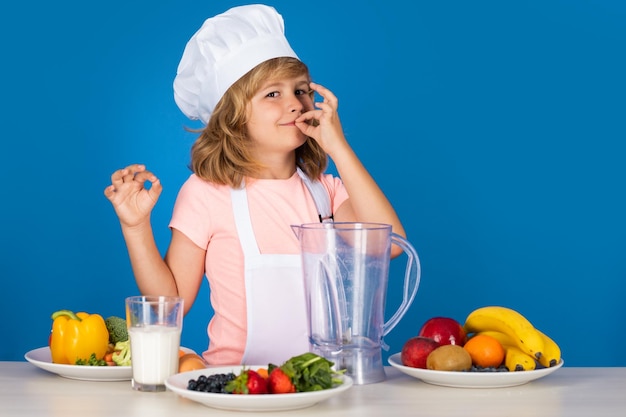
left=295, top=82, right=348, bottom=157
left=103, top=164, right=163, bottom=228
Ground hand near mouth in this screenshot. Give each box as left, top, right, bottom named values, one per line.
left=295, top=82, right=347, bottom=156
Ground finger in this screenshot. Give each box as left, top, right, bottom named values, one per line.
left=295, top=118, right=320, bottom=133
left=111, top=167, right=128, bottom=181
left=295, top=121, right=316, bottom=138
left=110, top=169, right=130, bottom=190
left=112, top=164, right=146, bottom=180
left=124, top=163, right=146, bottom=173
left=133, top=170, right=158, bottom=184
left=314, top=101, right=335, bottom=114
left=310, top=81, right=329, bottom=93
left=126, top=164, right=149, bottom=181
left=148, top=178, right=163, bottom=199
left=103, top=184, right=116, bottom=199
left=310, top=82, right=337, bottom=105
left=296, top=109, right=322, bottom=122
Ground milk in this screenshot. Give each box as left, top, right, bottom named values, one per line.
left=129, top=325, right=181, bottom=385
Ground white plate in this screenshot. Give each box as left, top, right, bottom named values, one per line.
left=25, top=347, right=132, bottom=381
left=388, top=352, right=564, bottom=388
left=165, top=366, right=353, bottom=412
left=25, top=346, right=196, bottom=382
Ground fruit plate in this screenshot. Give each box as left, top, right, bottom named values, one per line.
left=388, top=353, right=564, bottom=388
left=165, top=366, right=353, bottom=412
left=25, top=346, right=196, bottom=382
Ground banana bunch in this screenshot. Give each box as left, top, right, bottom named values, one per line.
left=464, top=306, right=561, bottom=371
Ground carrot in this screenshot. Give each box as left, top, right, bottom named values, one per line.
left=104, top=352, right=114, bottom=363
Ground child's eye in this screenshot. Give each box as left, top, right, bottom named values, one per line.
left=295, top=89, right=312, bottom=96
left=266, top=91, right=279, bottom=98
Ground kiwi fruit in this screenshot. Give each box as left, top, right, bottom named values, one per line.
left=426, top=345, right=472, bottom=371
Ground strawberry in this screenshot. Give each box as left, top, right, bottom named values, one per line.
left=268, top=368, right=296, bottom=394
left=226, top=369, right=268, bottom=395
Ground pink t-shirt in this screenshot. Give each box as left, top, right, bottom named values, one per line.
left=169, top=171, right=349, bottom=365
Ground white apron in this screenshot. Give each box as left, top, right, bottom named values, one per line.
left=230, top=171, right=332, bottom=365
left=231, top=188, right=309, bottom=365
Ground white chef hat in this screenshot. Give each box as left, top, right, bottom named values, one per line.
left=173, top=4, right=299, bottom=124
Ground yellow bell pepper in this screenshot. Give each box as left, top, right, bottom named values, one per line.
left=50, top=309, right=110, bottom=365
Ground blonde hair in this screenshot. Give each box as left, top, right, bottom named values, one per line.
left=189, top=57, right=328, bottom=187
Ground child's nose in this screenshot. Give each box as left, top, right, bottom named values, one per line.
left=287, top=95, right=304, bottom=113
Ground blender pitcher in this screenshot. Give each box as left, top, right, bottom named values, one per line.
left=292, top=222, right=421, bottom=384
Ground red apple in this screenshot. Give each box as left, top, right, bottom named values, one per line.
left=401, top=336, right=440, bottom=369
left=418, top=317, right=467, bottom=346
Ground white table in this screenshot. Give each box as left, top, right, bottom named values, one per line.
left=1, top=362, right=625, bottom=417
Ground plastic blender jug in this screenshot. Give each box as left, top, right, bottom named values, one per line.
left=292, top=222, right=421, bottom=384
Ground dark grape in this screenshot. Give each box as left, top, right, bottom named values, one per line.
left=466, top=365, right=509, bottom=372
left=187, top=372, right=237, bottom=393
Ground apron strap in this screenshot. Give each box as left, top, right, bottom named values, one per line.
left=296, top=167, right=334, bottom=223
left=230, top=186, right=260, bottom=256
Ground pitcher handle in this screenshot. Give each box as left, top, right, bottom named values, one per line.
left=382, top=233, right=421, bottom=336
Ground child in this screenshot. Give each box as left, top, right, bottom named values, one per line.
left=104, top=4, right=406, bottom=365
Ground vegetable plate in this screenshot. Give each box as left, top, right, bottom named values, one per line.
left=25, top=347, right=132, bottom=381
left=25, top=346, right=196, bottom=382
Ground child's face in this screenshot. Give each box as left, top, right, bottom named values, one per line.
left=246, top=75, right=314, bottom=157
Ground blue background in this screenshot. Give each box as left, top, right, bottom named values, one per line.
left=1, top=0, right=624, bottom=367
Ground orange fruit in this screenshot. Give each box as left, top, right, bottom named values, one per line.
left=255, top=367, right=269, bottom=379
left=178, top=353, right=207, bottom=373
left=463, top=334, right=505, bottom=368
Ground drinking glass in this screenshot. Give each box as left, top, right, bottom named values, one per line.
left=125, top=295, right=184, bottom=392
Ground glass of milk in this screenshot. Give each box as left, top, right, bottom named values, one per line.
left=125, top=295, right=184, bottom=392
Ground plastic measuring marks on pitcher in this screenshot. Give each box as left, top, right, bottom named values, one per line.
left=292, top=222, right=421, bottom=384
